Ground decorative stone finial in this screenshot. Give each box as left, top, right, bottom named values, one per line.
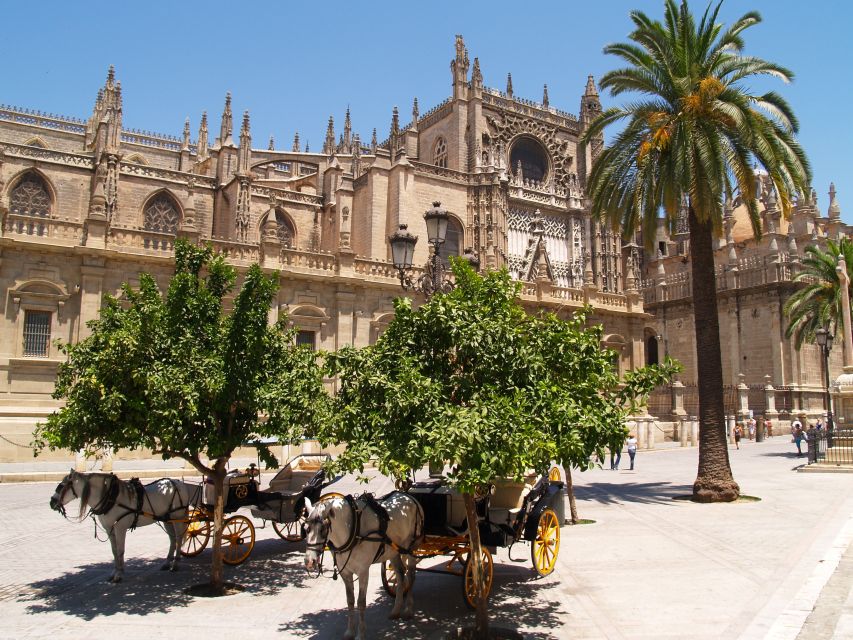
left=506, top=73, right=513, bottom=98
left=268, top=135, right=275, bottom=151
left=829, top=182, right=841, bottom=220
left=543, top=84, right=549, bottom=108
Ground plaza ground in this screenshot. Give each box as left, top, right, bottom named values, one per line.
left=0, top=437, right=850, bottom=639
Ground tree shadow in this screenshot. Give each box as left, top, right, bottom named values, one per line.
left=575, top=481, right=694, bottom=505
left=21, top=542, right=311, bottom=620
left=279, top=561, right=566, bottom=639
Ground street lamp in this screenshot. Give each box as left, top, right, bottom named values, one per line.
left=388, top=201, right=480, bottom=299
left=815, top=326, right=835, bottom=434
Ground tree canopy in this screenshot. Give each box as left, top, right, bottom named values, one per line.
left=35, top=240, right=328, bottom=589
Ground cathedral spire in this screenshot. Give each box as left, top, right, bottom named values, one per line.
left=220, top=92, right=233, bottom=146
left=391, top=106, right=399, bottom=137
left=343, top=106, right=352, bottom=153
left=268, top=135, right=275, bottom=151
left=829, top=182, right=841, bottom=219
left=323, top=116, right=335, bottom=155
left=411, top=97, right=419, bottom=131
left=542, top=84, right=549, bottom=108
left=292, top=131, right=300, bottom=152
left=451, top=34, right=470, bottom=98
left=506, top=73, right=513, bottom=99
left=472, top=57, right=483, bottom=90
left=371, top=128, right=377, bottom=154
left=584, top=74, right=599, bottom=98
left=182, top=118, right=191, bottom=152
left=197, top=111, right=209, bottom=160
left=238, top=110, right=252, bottom=173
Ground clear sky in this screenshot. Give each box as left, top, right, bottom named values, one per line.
left=1, top=0, right=848, bottom=221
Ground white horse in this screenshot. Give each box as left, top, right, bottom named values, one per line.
left=50, top=469, right=202, bottom=583
left=304, top=492, right=424, bottom=640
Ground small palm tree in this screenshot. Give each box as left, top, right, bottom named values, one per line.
left=785, top=238, right=853, bottom=348
left=582, top=0, right=811, bottom=501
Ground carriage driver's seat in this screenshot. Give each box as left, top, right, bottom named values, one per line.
left=488, top=473, right=538, bottom=528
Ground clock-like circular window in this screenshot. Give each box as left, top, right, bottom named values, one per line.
left=510, top=136, right=549, bottom=183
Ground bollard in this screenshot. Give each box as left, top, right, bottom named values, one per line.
left=756, top=417, right=765, bottom=442
left=690, top=417, right=699, bottom=446
left=646, top=419, right=656, bottom=449
left=680, top=417, right=689, bottom=447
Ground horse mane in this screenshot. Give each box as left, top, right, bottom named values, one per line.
left=77, top=472, right=116, bottom=520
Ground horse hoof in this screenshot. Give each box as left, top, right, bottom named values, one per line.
left=402, top=610, right=414, bottom=620
left=170, top=565, right=179, bottom=573
left=108, top=576, right=122, bottom=584
left=160, top=564, right=170, bottom=571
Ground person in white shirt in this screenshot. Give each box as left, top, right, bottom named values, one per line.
left=626, top=434, right=638, bottom=470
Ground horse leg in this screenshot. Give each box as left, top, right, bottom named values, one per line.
left=107, top=526, right=126, bottom=583
left=388, top=554, right=405, bottom=619
left=170, top=521, right=187, bottom=571
left=342, top=572, right=357, bottom=640
left=356, top=566, right=369, bottom=640
left=162, top=522, right=182, bottom=571
left=402, top=554, right=416, bottom=619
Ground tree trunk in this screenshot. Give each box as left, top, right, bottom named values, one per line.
left=210, top=468, right=226, bottom=591
left=566, top=467, right=578, bottom=524
left=688, top=205, right=739, bottom=502
left=463, top=492, right=489, bottom=638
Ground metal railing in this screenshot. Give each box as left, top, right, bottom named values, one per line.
left=807, top=428, right=853, bottom=466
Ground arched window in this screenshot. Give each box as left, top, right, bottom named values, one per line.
left=143, top=192, right=181, bottom=234
left=434, top=137, right=448, bottom=168
left=10, top=173, right=52, bottom=217
left=275, top=210, right=295, bottom=248
left=438, top=216, right=463, bottom=266
left=646, top=335, right=660, bottom=366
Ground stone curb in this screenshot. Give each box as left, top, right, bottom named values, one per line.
left=0, top=468, right=202, bottom=484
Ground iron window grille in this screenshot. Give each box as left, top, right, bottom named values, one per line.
left=23, top=310, right=52, bottom=357
left=296, top=330, right=317, bottom=351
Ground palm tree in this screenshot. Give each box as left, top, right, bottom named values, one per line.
left=582, top=0, right=811, bottom=502
left=785, top=238, right=853, bottom=348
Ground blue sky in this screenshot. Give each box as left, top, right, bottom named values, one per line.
left=1, top=0, right=848, bottom=221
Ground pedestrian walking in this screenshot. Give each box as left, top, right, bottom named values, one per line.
left=734, top=423, right=743, bottom=449
left=610, top=444, right=621, bottom=470
left=748, top=417, right=756, bottom=440
left=765, top=417, right=773, bottom=438
left=627, top=433, right=638, bottom=470
left=793, top=422, right=805, bottom=457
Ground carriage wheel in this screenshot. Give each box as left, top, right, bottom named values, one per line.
left=272, top=519, right=304, bottom=542
left=462, top=547, right=493, bottom=610
left=180, top=507, right=211, bottom=557
left=319, top=491, right=344, bottom=503
left=548, top=466, right=562, bottom=482
left=531, top=507, right=560, bottom=577
left=380, top=558, right=412, bottom=598
left=222, top=515, right=255, bottom=565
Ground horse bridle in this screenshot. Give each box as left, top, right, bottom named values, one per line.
left=52, top=475, right=79, bottom=518
left=305, top=496, right=361, bottom=578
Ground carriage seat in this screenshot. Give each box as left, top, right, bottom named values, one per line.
left=488, top=474, right=537, bottom=528
left=269, top=471, right=319, bottom=493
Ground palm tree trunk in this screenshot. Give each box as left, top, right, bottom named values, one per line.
left=688, top=205, right=739, bottom=502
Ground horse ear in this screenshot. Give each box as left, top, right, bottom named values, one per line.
left=303, top=497, right=312, bottom=513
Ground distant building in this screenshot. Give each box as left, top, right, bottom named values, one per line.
left=0, top=37, right=844, bottom=462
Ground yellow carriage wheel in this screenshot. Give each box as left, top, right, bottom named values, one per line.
left=548, top=466, right=562, bottom=482
left=380, top=558, right=413, bottom=598
left=319, top=491, right=345, bottom=503
left=221, top=514, right=255, bottom=565
left=531, top=507, right=560, bottom=576
left=462, top=547, right=493, bottom=610
left=180, top=507, right=211, bottom=557
left=272, top=519, right=304, bottom=542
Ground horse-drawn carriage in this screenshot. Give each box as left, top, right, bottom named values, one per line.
left=380, top=467, right=565, bottom=608
left=181, top=453, right=342, bottom=564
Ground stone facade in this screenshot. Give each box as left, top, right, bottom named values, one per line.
left=641, top=178, right=852, bottom=428
left=0, top=38, right=655, bottom=462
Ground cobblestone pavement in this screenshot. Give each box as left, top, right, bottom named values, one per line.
left=0, top=438, right=851, bottom=639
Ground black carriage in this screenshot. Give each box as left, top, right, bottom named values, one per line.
left=381, top=467, right=565, bottom=608
left=181, top=453, right=341, bottom=565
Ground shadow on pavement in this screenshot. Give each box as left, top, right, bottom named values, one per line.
left=757, top=451, right=804, bottom=458
left=279, top=562, right=565, bottom=639
left=575, top=481, right=694, bottom=505
left=21, top=543, right=311, bottom=620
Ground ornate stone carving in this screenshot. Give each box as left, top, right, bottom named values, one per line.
left=485, top=112, right=574, bottom=190
left=10, top=174, right=51, bottom=217
left=143, top=194, right=180, bottom=233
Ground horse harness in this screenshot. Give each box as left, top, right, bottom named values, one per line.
left=88, top=474, right=190, bottom=532
left=313, top=492, right=423, bottom=579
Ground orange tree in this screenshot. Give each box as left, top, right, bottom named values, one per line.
left=322, top=261, right=677, bottom=637
left=35, top=240, right=327, bottom=592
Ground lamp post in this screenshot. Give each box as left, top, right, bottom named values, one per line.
left=388, top=201, right=480, bottom=299
left=815, top=326, right=835, bottom=435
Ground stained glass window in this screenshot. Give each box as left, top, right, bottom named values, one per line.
left=10, top=174, right=51, bottom=217
left=434, top=138, right=447, bottom=168
left=143, top=193, right=180, bottom=234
